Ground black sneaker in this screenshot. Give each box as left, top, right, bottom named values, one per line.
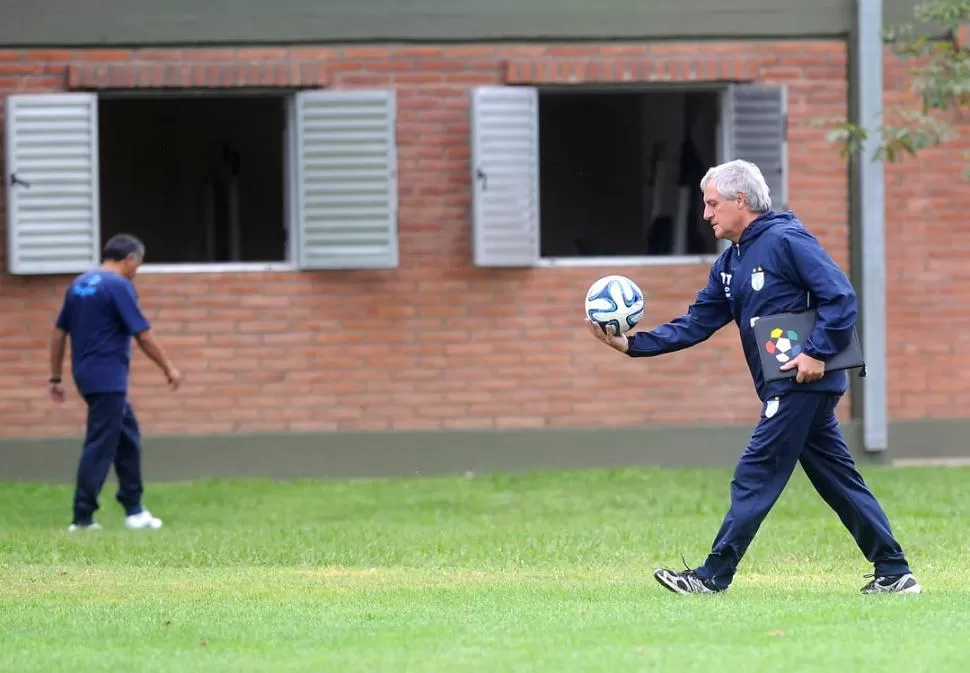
left=860, top=573, right=922, bottom=594
left=653, top=567, right=723, bottom=595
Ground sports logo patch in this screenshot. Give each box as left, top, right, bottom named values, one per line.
left=764, top=327, right=801, bottom=364
left=72, top=274, right=102, bottom=298
left=751, top=266, right=765, bottom=292
left=765, top=397, right=780, bottom=419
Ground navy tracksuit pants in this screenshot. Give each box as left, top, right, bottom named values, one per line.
left=73, top=393, right=145, bottom=525
left=696, top=391, right=911, bottom=588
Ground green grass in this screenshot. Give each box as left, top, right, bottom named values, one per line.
left=1, top=465, right=968, bottom=672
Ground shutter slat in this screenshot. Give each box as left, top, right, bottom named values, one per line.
left=293, top=90, right=398, bottom=270
left=729, top=85, right=788, bottom=211
left=5, top=93, right=100, bottom=275
left=470, top=86, right=539, bottom=267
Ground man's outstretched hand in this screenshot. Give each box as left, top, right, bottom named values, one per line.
left=585, top=319, right=629, bottom=354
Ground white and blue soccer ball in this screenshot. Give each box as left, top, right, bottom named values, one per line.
left=584, top=274, right=645, bottom=335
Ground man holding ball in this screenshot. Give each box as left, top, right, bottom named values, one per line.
left=586, top=159, right=920, bottom=595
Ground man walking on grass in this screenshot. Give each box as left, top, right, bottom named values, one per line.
left=586, top=159, right=921, bottom=595
left=49, top=233, right=182, bottom=532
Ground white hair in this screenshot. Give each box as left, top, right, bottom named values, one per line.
left=699, top=159, right=772, bottom=212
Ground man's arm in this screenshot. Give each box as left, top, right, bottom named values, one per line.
left=48, top=292, right=72, bottom=402
left=780, top=229, right=857, bottom=360
left=134, top=329, right=178, bottom=381
left=113, top=282, right=181, bottom=386
left=49, top=328, right=68, bottom=379
left=626, top=265, right=734, bottom=357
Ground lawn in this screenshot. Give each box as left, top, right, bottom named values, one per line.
left=0, top=465, right=967, bottom=672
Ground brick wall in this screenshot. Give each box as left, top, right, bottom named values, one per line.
left=883, top=52, right=970, bottom=420
left=4, top=39, right=939, bottom=441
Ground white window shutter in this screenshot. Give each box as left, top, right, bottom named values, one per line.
left=291, top=89, right=398, bottom=270
left=5, top=93, right=101, bottom=275
left=726, top=85, right=788, bottom=211
left=470, top=86, right=540, bottom=267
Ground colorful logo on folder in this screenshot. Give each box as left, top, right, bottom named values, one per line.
left=764, top=327, right=801, bottom=364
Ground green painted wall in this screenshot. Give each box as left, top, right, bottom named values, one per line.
left=3, top=419, right=968, bottom=483
left=0, top=0, right=934, bottom=47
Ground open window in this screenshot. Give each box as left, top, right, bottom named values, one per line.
left=470, top=83, right=788, bottom=267
left=4, top=89, right=398, bottom=275
left=98, top=94, right=287, bottom=266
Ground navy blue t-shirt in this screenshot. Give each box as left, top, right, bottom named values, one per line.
left=55, top=270, right=151, bottom=396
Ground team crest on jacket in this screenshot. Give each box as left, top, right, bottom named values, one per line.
left=751, top=266, right=765, bottom=292
left=765, top=397, right=780, bottom=419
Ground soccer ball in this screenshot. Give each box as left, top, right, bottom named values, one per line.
left=585, top=274, right=645, bottom=335
left=764, top=327, right=802, bottom=364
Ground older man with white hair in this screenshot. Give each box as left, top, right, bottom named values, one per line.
left=586, top=159, right=920, bottom=595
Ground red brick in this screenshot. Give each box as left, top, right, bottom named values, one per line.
left=66, top=53, right=328, bottom=90
left=506, top=54, right=763, bottom=85
left=129, top=49, right=186, bottom=61
left=23, top=50, right=73, bottom=62
left=0, top=62, right=44, bottom=75
left=393, top=46, right=447, bottom=58
left=287, top=48, right=337, bottom=61
left=393, top=72, right=446, bottom=84
left=234, top=48, right=289, bottom=60
left=597, top=44, right=650, bottom=56
left=177, top=49, right=236, bottom=61
left=77, top=50, right=132, bottom=62
left=338, top=74, right=392, bottom=87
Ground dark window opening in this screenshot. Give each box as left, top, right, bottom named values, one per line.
left=98, top=95, right=287, bottom=264
left=538, top=89, right=720, bottom=258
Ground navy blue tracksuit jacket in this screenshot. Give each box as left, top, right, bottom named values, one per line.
left=627, top=209, right=855, bottom=400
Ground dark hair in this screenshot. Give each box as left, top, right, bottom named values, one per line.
left=102, top=234, right=145, bottom=262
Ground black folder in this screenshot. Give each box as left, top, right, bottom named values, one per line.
left=753, top=311, right=866, bottom=382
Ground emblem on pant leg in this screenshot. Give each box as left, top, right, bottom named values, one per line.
left=765, top=397, right=780, bottom=419
left=751, top=266, right=765, bottom=291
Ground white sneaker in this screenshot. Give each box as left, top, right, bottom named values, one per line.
left=67, top=522, right=103, bottom=532
left=860, top=572, right=922, bottom=594
left=124, top=510, right=163, bottom=529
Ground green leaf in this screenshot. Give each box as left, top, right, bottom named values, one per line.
left=814, top=0, right=970, bottom=176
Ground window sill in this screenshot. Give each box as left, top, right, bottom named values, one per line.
left=537, top=255, right=719, bottom=268
left=136, top=262, right=295, bottom=275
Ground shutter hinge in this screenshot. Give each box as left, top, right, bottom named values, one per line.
left=10, top=173, right=31, bottom=188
